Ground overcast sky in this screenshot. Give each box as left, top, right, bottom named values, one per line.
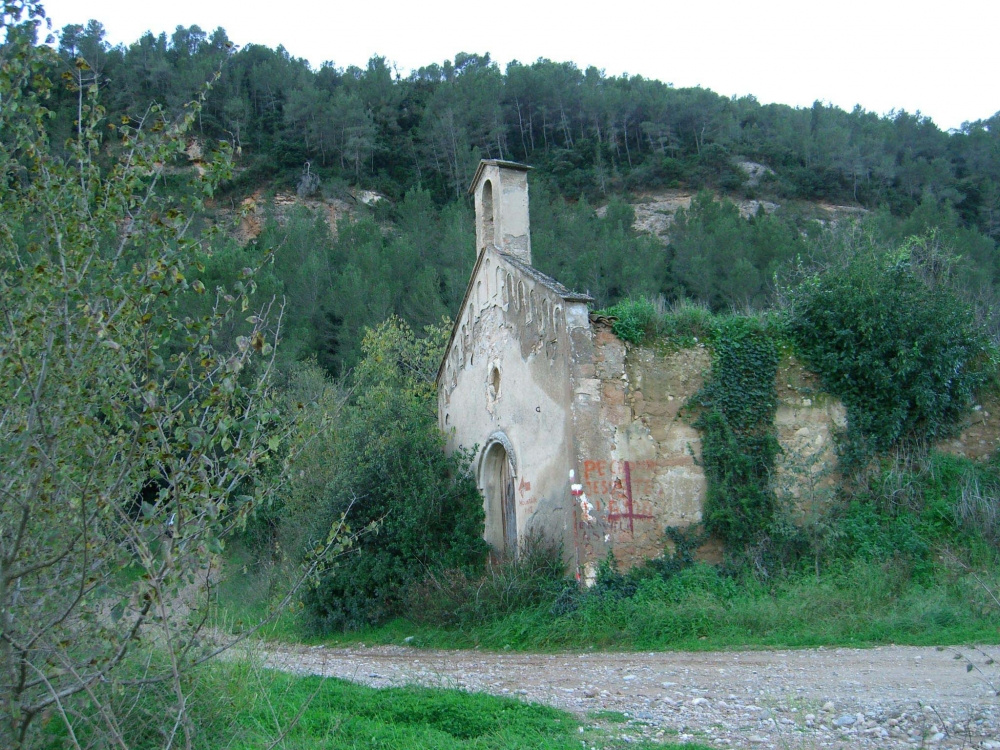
left=36, top=0, right=997, bottom=132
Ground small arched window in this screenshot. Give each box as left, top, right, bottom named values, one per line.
left=481, top=179, right=495, bottom=249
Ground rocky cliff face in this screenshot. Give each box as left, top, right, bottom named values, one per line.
left=597, top=189, right=864, bottom=243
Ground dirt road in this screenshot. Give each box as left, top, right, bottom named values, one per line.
left=258, top=642, right=999, bottom=748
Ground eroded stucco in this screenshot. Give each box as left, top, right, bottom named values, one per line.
left=438, top=246, right=588, bottom=559
left=440, top=159, right=857, bottom=581
left=569, top=334, right=713, bottom=573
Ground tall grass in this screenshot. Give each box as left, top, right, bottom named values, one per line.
left=313, top=451, right=1000, bottom=652
left=364, top=558, right=996, bottom=653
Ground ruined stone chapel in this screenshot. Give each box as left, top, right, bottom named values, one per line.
left=437, top=160, right=847, bottom=582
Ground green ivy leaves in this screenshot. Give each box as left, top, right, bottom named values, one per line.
left=695, top=317, right=780, bottom=548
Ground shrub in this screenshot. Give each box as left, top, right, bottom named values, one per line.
left=292, top=318, right=488, bottom=631
left=787, top=236, right=996, bottom=463
left=599, top=297, right=657, bottom=344
left=955, top=473, right=1000, bottom=544
left=406, top=531, right=567, bottom=627
left=596, top=296, right=713, bottom=347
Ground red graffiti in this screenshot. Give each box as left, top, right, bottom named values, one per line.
left=583, top=460, right=605, bottom=480
left=583, top=459, right=656, bottom=481
left=518, top=477, right=531, bottom=497
left=603, top=461, right=653, bottom=533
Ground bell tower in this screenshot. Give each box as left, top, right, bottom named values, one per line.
left=469, top=160, right=532, bottom=266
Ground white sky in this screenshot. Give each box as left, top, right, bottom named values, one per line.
left=37, top=0, right=997, bottom=131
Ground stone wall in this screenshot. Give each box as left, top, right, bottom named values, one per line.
left=773, top=356, right=847, bottom=521
left=568, top=335, right=847, bottom=577
left=569, top=329, right=713, bottom=575
left=938, top=391, right=1000, bottom=460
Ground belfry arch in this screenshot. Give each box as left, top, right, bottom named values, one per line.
left=481, top=179, right=495, bottom=250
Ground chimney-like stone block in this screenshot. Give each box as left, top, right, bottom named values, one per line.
left=470, top=160, right=532, bottom=266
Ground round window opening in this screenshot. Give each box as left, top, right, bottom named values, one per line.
left=489, top=366, right=501, bottom=400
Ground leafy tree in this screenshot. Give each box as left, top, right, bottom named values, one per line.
left=304, top=192, right=473, bottom=374
left=786, top=234, right=996, bottom=462
left=531, top=184, right=665, bottom=307
left=0, top=6, right=304, bottom=746
left=295, top=318, right=487, bottom=631
left=669, top=192, right=758, bottom=307
left=668, top=192, right=807, bottom=310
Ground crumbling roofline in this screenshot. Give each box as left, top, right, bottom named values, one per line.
left=468, top=160, right=533, bottom=194
left=435, top=249, right=593, bottom=385
left=499, top=252, right=593, bottom=303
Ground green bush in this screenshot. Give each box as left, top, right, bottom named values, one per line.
left=289, top=318, right=488, bottom=631
left=787, top=236, right=996, bottom=463
left=596, top=296, right=713, bottom=347
left=599, top=297, right=657, bottom=344
left=405, top=531, right=567, bottom=627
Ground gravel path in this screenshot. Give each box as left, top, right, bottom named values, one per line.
left=259, top=643, right=1000, bottom=748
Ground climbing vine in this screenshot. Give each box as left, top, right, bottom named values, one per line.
left=694, top=317, right=781, bottom=547
left=596, top=301, right=783, bottom=546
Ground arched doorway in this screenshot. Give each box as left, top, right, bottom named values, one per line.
left=480, top=435, right=517, bottom=555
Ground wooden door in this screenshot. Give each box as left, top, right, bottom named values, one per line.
left=500, top=457, right=517, bottom=554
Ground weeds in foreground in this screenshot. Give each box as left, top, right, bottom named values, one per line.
left=42, top=656, right=709, bottom=749
left=404, top=531, right=568, bottom=628
left=217, top=451, right=1000, bottom=656
left=938, top=547, right=1000, bottom=698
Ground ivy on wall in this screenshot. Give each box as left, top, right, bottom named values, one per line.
left=597, top=300, right=782, bottom=547
left=599, top=254, right=997, bottom=549
left=694, top=318, right=781, bottom=547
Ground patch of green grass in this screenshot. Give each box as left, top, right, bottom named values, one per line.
left=220, top=452, right=1000, bottom=659
left=46, top=658, right=709, bottom=749
left=211, top=544, right=307, bottom=643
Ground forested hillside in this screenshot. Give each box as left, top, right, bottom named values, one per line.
left=39, top=20, right=1000, bottom=377
left=53, top=20, right=1000, bottom=218
left=4, top=10, right=1000, bottom=745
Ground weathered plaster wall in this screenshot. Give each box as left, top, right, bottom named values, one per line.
left=471, top=161, right=532, bottom=265
left=773, top=356, right=847, bottom=520
left=569, top=329, right=713, bottom=576
left=566, top=321, right=617, bottom=577
left=566, top=339, right=848, bottom=577
left=439, top=247, right=588, bottom=557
